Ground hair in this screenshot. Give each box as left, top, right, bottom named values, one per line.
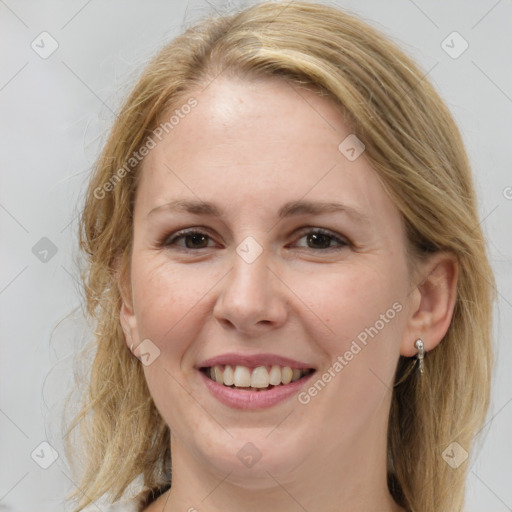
left=64, top=2, right=496, bottom=511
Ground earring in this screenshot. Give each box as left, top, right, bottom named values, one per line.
left=414, top=338, right=425, bottom=374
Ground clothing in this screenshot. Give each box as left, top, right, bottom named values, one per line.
left=82, top=498, right=140, bottom=512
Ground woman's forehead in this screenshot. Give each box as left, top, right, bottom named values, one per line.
left=137, top=77, right=388, bottom=214
left=133, top=79, right=404, bottom=252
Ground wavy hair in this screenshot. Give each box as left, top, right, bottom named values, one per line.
left=64, top=2, right=495, bottom=511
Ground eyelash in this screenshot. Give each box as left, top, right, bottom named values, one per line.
left=160, top=227, right=350, bottom=252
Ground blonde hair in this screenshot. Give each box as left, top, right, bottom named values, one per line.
left=64, top=2, right=495, bottom=511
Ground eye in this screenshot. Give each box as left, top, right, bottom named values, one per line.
left=291, top=228, right=349, bottom=251
left=162, top=229, right=216, bottom=250
left=160, top=227, right=350, bottom=252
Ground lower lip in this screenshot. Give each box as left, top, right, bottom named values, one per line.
left=198, top=370, right=316, bottom=410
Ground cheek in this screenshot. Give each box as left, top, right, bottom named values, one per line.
left=130, top=257, right=221, bottom=431
left=131, top=256, right=224, bottom=359
left=291, top=267, right=406, bottom=441
left=296, top=262, right=405, bottom=343
left=294, top=262, right=406, bottom=389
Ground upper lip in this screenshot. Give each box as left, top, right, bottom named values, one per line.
left=197, top=352, right=316, bottom=370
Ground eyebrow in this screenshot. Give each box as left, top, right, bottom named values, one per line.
left=148, top=199, right=370, bottom=225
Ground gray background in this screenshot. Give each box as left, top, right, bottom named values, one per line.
left=0, top=1, right=511, bottom=511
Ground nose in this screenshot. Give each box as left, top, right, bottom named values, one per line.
left=212, top=247, right=289, bottom=335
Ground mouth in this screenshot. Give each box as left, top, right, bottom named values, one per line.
left=199, top=364, right=316, bottom=392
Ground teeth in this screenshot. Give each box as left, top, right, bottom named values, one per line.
left=205, top=364, right=312, bottom=389
left=281, top=366, right=293, bottom=385
left=269, top=365, right=282, bottom=385
left=213, top=366, right=223, bottom=384
left=233, top=366, right=251, bottom=387
left=251, top=366, right=270, bottom=388
left=223, top=365, right=234, bottom=386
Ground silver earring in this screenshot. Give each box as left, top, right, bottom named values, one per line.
left=414, top=338, right=425, bottom=374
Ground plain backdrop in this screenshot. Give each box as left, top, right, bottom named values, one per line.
left=0, top=1, right=511, bottom=511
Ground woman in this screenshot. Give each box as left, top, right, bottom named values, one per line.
left=64, top=2, right=495, bottom=511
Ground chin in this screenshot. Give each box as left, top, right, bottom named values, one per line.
left=197, top=434, right=306, bottom=487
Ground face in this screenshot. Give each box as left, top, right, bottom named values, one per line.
left=121, top=76, right=417, bottom=484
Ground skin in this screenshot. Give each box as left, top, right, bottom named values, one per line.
left=120, top=75, right=458, bottom=512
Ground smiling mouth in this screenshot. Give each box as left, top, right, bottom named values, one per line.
left=200, top=365, right=316, bottom=391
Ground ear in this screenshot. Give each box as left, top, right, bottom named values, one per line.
left=400, top=251, right=459, bottom=357
left=120, top=298, right=141, bottom=356
left=117, top=253, right=141, bottom=356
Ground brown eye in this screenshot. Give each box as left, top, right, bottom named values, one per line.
left=163, top=230, right=214, bottom=249
left=293, top=229, right=349, bottom=250
left=161, top=227, right=349, bottom=252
